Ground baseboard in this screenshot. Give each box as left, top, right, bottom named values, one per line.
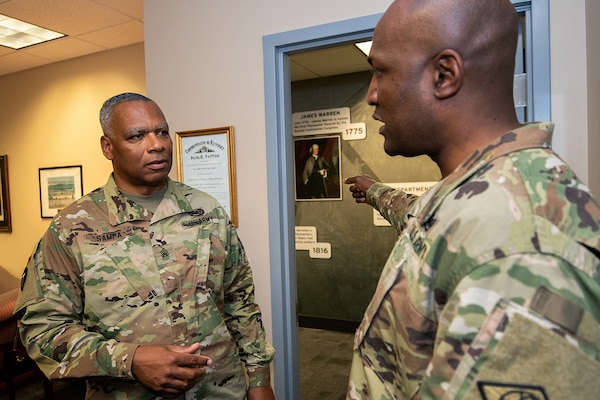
left=298, top=316, right=359, bottom=333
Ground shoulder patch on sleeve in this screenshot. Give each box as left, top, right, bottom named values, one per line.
left=14, top=252, right=44, bottom=314
left=477, top=381, right=548, bottom=400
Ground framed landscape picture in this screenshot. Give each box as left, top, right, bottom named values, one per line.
left=39, top=165, right=83, bottom=218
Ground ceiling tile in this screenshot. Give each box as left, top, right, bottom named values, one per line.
left=290, top=45, right=370, bottom=81
left=79, top=20, right=143, bottom=49
left=0, top=50, right=52, bottom=75
left=0, top=45, right=15, bottom=56
left=290, top=61, right=318, bottom=82
left=21, top=36, right=105, bottom=61
left=0, top=0, right=134, bottom=35
left=91, top=0, right=143, bottom=20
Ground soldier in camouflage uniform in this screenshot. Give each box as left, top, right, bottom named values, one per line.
left=344, top=0, right=600, bottom=399
left=14, top=93, right=275, bottom=399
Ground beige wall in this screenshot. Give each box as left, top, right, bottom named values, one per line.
left=0, top=43, right=146, bottom=278
left=549, top=0, right=600, bottom=196
left=586, top=0, right=600, bottom=197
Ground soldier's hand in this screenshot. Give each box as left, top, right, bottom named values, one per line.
left=131, top=343, right=212, bottom=394
left=344, top=175, right=376, bottom=203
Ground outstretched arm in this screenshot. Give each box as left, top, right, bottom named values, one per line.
left=344, top=175, right=377, bottom=203
left=344, top=175, right=419, bottom=233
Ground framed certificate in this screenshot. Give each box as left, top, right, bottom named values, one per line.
left=175, top=126, right=238, bottom=226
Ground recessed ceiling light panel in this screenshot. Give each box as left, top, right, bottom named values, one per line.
left=355, top=41, right=372, bottom=57
left=0, top=14, right=65, bottom=49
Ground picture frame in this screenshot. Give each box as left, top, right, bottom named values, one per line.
left=175, top=126, right=238, bottom=226
left=294, top=136, right=342, bottom=201
left=39, top=165, right=83, bottom=218
left=0, top=155, right=12, bottom=232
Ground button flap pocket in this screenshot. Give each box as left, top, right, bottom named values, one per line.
left=445, top=300, right=600, bottom=400
left=104, top=241, right=157, bottom=301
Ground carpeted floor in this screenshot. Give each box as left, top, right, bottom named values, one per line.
left=298, top=327, right=354, bottom=400
left=0, top=327, right=355, bottom=400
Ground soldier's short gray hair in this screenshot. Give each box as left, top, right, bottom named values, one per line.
left=99, top=92, right=154, bottom=137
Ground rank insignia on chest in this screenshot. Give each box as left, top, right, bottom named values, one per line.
left=156, top=245, right=177, bottom=264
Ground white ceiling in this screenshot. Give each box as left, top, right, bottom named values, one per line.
left=290, top=44, right=371, bottom=82
left=0, top=0, right=144, bottom=77
left=0, top=0, right=370, bottom=80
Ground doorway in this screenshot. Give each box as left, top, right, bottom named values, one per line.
left=263, top=14, right=381, bottom=400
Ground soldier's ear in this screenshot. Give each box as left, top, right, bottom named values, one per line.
left=431, top=48, right=463, bottom=100
left=101, top=135, right=114, bottom=160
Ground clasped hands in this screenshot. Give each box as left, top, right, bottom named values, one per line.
left=131, top=343, right=211, bottom=394
left=131, top=343, right=275, bottom=399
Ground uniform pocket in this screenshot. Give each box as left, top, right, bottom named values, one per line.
left=85, top=242, right=160, bottom=329
left=445, top=299, right=600, bottom=400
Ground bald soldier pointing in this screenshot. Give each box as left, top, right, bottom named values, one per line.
left=344, top=0, right=600, bottom=398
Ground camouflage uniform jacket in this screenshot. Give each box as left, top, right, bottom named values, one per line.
left=15, top=175, right=274, bottom=399
left=347, top=122, right=600, bottom=399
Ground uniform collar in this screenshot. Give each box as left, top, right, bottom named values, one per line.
left=104, top=175, right=194, bottom=226
left=415, top=122, right=554, bottom=226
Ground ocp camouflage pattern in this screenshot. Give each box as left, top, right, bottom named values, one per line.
left=15, top=175, right=274, bottom=399
left=347, top=123, right=600, bottom=399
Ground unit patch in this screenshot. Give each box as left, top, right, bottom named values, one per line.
left=477, top=381, right=548, bottom=400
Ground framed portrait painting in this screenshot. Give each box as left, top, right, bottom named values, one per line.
left=39, top=165, right=83, bottom=218
left=0, top=155, right=11, bottom=232
left=294, top=136, right=342, bottom=201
